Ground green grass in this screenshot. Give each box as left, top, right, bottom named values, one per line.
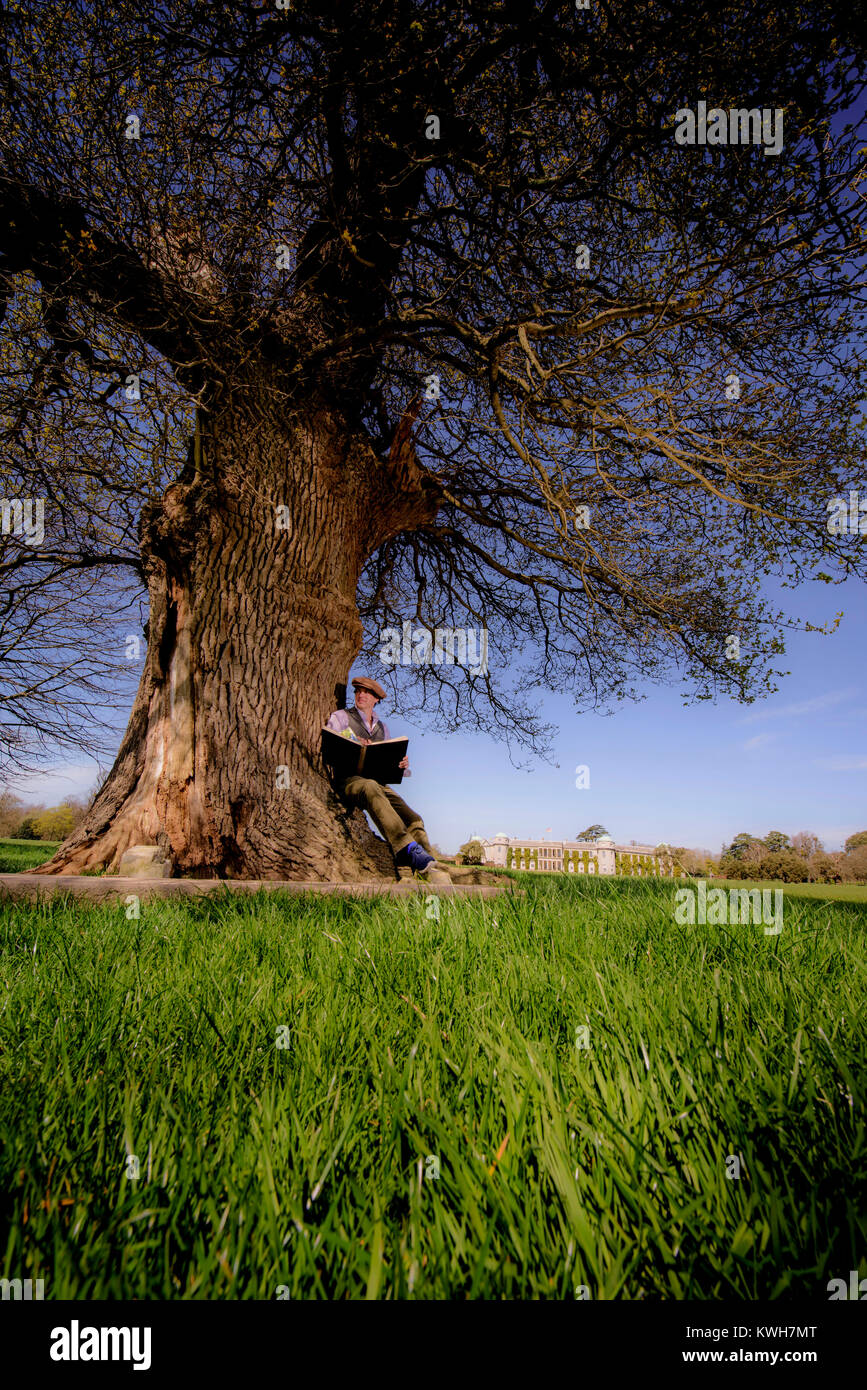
left=1, top=874, right=865, bottom=1299
left=508, top=865, right=867, bottom=904
left=0, top=838, right=59, bottom=872
left=713, top=878, right=867, bottom=904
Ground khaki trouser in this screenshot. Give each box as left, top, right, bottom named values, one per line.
left=339, top=776, right=431, bottom=857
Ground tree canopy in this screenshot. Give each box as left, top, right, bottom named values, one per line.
left=577, top=824, right=609, bottom=841
left=2, top=0, right=866, bottom=782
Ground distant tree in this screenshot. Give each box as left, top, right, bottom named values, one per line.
left=809, top=852, right=840, bottom=884
left=724, top=832, right=758, bottom=862
left=719, top=856, right=754, bottom=881
left=725, top=833, right=768, bottom=865
left=2, top=789, right=92, bottom=843
left=842, top=846, right=867, bottom=882
left=459, top=838, right=484, bottom=866
left=32, top=805, right=77, bottom=841
left=670, top=846, right=711, bottom=876
left=763, top=831, right=791, bottom=854
left=791, top=831, right=823, bottom=859
left=15, top=814, right=41, bottom=840
left=757, top=851, right=809, bottom=883
left=59, top=798, right=90, bottom=830
left=844, top=831, right=867, bottom=853
left=0, top=790, right=25, bottom=838
left=745, top=841, right=770, bottom=866
left=577, top=825, right=608, bottom=842
left=721, top=849, right=807, bottom=880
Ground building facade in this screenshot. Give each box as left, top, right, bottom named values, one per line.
left=480, top=833, right=679, bottom=877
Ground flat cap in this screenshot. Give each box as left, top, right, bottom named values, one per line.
left=351, top=675, right=386, bottom=699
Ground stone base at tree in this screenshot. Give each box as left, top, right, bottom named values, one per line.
left=117, top=845, right=172, bottom=878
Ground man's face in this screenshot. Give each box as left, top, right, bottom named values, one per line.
left=355, top=689, right=379, bottom=718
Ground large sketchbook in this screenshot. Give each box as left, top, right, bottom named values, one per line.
left=321, top=726, right=408, bottom=785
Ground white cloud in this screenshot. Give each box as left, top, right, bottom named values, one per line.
left=741, top=688, right=857, bottom=724
left=742, top=733, right=774, bottom=751
left=825, top=706, right=867, bottom=727
left=813, top=755, right=867, bottom=772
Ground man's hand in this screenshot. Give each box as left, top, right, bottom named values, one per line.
left=398, top=756, right=409, bottom=770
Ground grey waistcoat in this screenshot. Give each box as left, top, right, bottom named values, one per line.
left=344, top=707, right=385, bottom=742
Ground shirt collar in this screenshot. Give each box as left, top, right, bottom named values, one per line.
left=356, top=704, right=378, bottom=732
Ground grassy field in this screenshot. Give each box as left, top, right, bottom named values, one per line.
left=0, top=838, right=59, bottom=872
left=503, top=865, right=867, bottom=904
left=714, top=879, right=867, bottom=903
left=1, top=873, right=864, bottom=1299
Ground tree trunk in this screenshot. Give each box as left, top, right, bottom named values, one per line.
left=35, top=382, right=439, bottom=879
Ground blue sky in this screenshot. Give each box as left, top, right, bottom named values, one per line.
left=393, top=570, right=867, bottom=855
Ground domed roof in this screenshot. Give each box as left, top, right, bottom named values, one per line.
left=596, top=834, right=614, bottom=845
left=494, top=831, right=509, bottom=840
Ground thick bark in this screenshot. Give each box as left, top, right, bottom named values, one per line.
left=36, top=383, right=439, bottom=879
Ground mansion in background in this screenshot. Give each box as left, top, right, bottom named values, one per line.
left=479, top=834, right=681, bottom=877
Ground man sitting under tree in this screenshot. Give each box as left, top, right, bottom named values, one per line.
left=325, top=677, right=450, bottom=883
